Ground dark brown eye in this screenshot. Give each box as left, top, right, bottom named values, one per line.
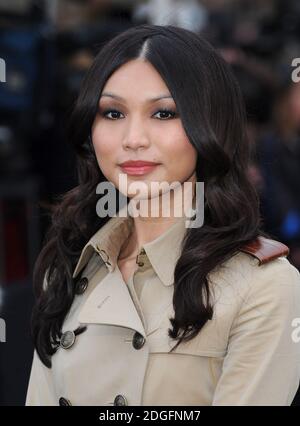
left=101, top=109, right=124, bottom=120
left=153, top=109, right=177, bottom=119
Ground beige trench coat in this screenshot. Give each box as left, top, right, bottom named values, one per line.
left=26, top=208, right=300, bottom=406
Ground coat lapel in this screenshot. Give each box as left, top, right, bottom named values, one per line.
left=77, top=263, right=173, bottom=338
left=78, top=267, right=147, bottom=338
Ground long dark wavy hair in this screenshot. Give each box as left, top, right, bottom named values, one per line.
left=32, top=24, right=268, bottom=368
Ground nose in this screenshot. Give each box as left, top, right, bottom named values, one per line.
left=122, top=116, right=150, bottom=151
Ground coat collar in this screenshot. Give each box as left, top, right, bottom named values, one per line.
left=72, top=201, right=290, bottom=285
left=72, top=204, right=193, bottom=286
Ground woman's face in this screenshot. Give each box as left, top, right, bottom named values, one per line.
left=91, top=59, right=197, bottom=202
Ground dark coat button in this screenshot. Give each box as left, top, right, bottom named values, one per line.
left=60, top=331, right=76, bottom=349
left=75, top=277, right=88, bottom=295
left=136, top=248, right=146, bottom=266
left=132, top=331, right=146, bottom=350
left=114, top=394, right=128, bottom=406
left=59, top=397, right=72, bottom=406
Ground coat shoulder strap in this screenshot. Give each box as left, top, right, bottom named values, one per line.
left=239, top=236, right=289, bottom=265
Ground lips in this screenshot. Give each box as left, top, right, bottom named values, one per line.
left=119, top=160, right=160, bottom=176
left=119, top=161, right=160, bottom=167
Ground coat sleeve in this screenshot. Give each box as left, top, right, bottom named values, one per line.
left=25, top=350, right=58, bottom=406
left=212, top=256, right=300, bottom=406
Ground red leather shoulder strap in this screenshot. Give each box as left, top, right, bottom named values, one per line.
left=239, top=236, right=289, bottom=265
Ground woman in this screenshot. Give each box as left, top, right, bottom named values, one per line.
left=26, top=24, right=300, bottom=406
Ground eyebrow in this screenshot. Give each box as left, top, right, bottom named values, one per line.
left=100, top=92, right=174, bottom=103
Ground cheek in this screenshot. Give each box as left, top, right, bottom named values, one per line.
left=91, top=125, right=120, bottom=176
left=93, top=139, right=113, bottom=160
left=91, top=125, right=120, bottom=182
left=91, top=124, right=116, bottom=157
left=164, top=130, right=197, bottom=173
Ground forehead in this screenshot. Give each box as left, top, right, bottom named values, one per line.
left=101, top=59, right=173, bottom=102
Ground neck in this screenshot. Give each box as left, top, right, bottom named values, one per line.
left=118, top=172, right=197, bottom=260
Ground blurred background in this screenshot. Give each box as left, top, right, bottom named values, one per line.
left=0, top=0, right=300, bottom=406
